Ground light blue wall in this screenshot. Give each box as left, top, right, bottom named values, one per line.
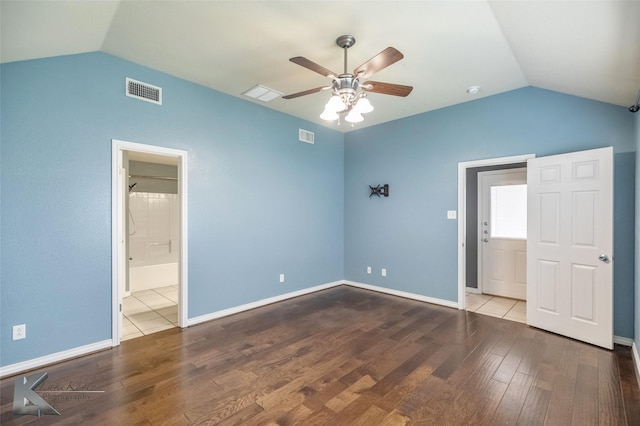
left=1, top=52, right=636, bottom=368
left=0, top=52, right=344, bottom=366
left=344, top=87, right=635, bottom=338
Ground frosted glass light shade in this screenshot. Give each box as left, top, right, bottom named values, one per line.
left=320, top=107, right=339, bottom=121
left=354, top=97, right=373, bottom=113
left=326, top=95, right=346, bottom=112
left=345, top=110, right=364, bottom=123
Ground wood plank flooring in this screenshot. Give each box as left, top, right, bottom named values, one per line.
left=1, top=285, right=639, bottom=425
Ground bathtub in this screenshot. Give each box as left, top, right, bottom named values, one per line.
left=129, top=262, right=179, bottom=292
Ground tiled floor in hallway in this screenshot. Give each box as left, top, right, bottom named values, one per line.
left=123, top=285, right=178, bottom=340
left=465, top=291, right=526, bottom=323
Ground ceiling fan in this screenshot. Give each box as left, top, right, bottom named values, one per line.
left=283, top=35, right=413, bottom=123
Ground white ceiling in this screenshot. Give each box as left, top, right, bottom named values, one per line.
left=2, top=1, right=639, bottom=132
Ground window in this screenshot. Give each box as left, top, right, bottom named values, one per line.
left=490, top=184, right=527, bottom=239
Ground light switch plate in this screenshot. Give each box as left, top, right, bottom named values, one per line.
left=447, top=210, right=457, bottom=219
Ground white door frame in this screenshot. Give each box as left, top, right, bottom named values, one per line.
left=111, top=139, right=189, bottom=346
left=457, top=154, right=535, bottom=309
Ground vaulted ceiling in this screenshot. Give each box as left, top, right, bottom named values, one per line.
left=2, top=1, right=639, bottom=131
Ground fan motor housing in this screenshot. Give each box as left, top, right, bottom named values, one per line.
left=335, top=75, right=359, bottom=92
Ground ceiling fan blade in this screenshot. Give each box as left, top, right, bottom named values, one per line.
left=290, top=57, right=338, bottom=78
left=282, top=86, right=330, bottom=100
left=363, top=81, right=413, bottom=97
left=353, top=47, right=404, bottom=79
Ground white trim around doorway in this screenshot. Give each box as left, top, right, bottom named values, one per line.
left=111, top=140, right=189, bottom=347
left=456, top=154, right=535, bottom=310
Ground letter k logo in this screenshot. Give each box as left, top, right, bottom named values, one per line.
left=13, top=372, right=60, bottom=416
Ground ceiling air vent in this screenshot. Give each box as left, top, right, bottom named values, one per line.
left=126, top=78, right=162, bottom=105
left=299, top=129, right=314, bottom=144
left=242, top=84, right=282, bottom=102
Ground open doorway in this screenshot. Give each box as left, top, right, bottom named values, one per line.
left=111, top=140, right=188, bottom=346
left=456, top=154, right=534, bottom=323
left=471, top=167, right=527, bottom=322
left=124, top=154, right=180, bottom=339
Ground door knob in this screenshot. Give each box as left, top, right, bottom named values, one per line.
left=483, top=238, right=489, bottom=243
left=599, top=254, right=609, bottom=262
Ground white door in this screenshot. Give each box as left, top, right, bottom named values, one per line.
left=478, top=169, right=527, bottom=299
left=527, top=147, right=613, bottom=349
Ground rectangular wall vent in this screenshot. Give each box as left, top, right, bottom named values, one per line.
left=126, top=78, right=162, bottom=105
left=299, top=129, right=314, bottom=144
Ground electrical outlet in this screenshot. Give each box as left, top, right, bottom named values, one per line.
left=447, top=210, right=457, bottom=219
left=13, top=324, right=26, bottom=340
left=279, top=274, right=285, bottom=283
left=381, top=268, right=387, bottom=277
left=367, top=266, right=371, bottom=274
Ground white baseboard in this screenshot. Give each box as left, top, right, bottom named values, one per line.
left=343, top=280, right=459, bottom=309
left=633, top=342, right=640, bottom=390
left=1, top=282, right=346, bottom=379
left=10, top=282, right=628, bottom=380
left=613, top=336, right=634, bottom=346
left=188, top=280, right=461, bottom=327
left=0, top=340, right=112, bottom=379
left=187, top=281, right=344, bottom=327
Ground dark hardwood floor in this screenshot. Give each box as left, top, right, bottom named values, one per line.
left=1, top=285, right=639, bottom=425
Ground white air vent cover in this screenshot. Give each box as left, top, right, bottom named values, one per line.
left=126, top=78, right=162, bottom=105
left=242, top=84, right=282, bottom=102
left=299, top=129, right=314, bottom=144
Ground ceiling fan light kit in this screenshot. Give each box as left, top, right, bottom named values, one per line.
left=322, top=91, right=373, bottom=123
left=283, top=35, right=413, bottom=125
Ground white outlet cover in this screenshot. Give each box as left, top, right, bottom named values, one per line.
left=447, top=210, right=457, bottom=219
left=381, top=268, right=387, bottom=277
left=13, top=324, right=26, bottom=340
left=367, top=266, right=371, bottom=274
left=279, top=274, right=285, bottom=283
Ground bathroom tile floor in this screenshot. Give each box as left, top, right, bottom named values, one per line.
left=465, top=291, right=527, bottom=323
left=122, top=285, right=178, bottom=341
